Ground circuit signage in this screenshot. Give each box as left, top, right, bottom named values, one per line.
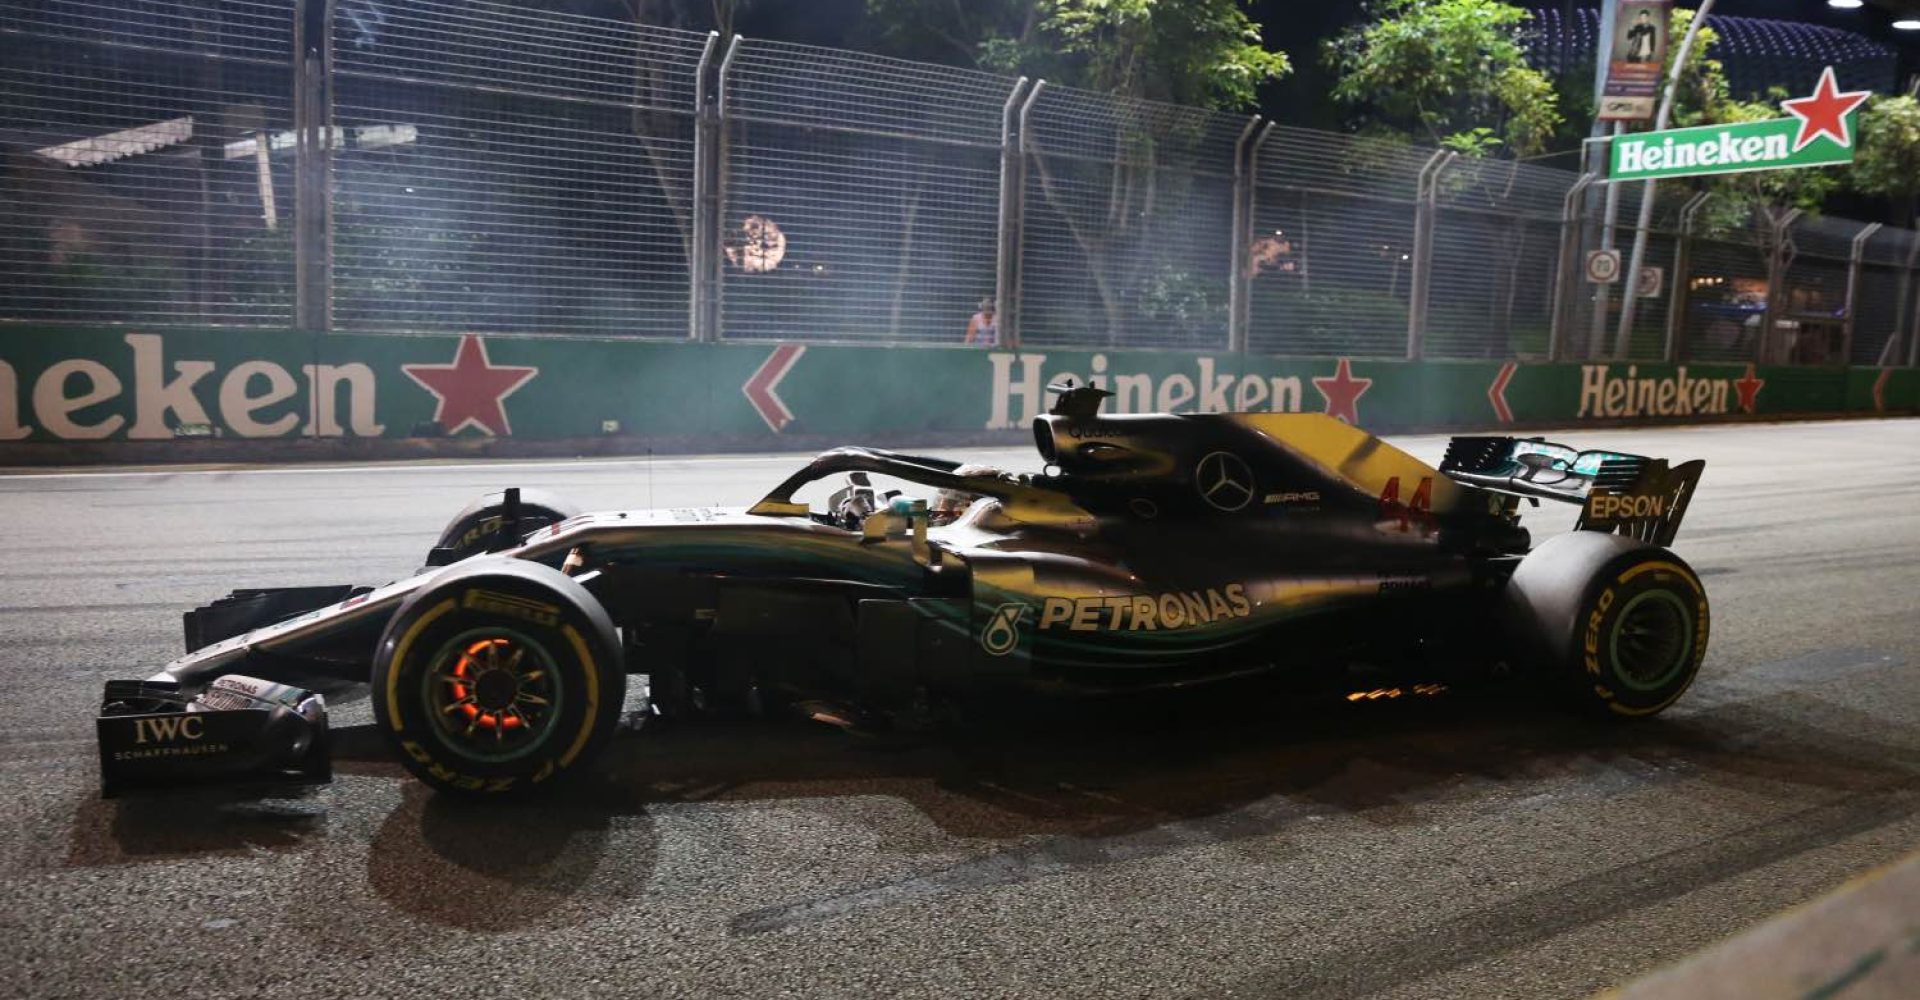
left=1609, top=67, right=1869, bottom=182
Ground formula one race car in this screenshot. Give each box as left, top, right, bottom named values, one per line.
left=98, top=383, right=1708, bottom=797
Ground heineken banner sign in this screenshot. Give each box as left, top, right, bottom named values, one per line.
left=1610, top=67, right=1869, bottom=182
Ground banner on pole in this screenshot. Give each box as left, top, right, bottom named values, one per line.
left=1599, top=1, right=1673, bottom=122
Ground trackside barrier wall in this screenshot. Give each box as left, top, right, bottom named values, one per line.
left=0, top=328, right=1914, bottom=458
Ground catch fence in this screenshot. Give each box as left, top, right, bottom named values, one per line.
left=3, top=0, right=1917, bottom=367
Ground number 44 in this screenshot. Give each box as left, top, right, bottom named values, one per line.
left=1378, top=476, right=1434, bottom=533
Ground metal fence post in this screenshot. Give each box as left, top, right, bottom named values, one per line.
left=1759, top=208, right=1802, bottom=364
left=1665, top=191, right=1710, bottom=361
left=1909, top=272, right=1920, bottom=367
left=1011, top=80, right=1046, bottom=347
left=1841, top=221, right=1881, bottom=366
left=1548, top=172, right=1598, bottom=361
left=1226, top=116, right=1261, bottom=354
left=295, top=54, right=325, bottom=332
left=1586, top=134, right=1623, bottom=359
left=1406, top=149, right=1453, bottom=360
left=686, top=31, right=719, bottom=342
left=703, top=34, right=742, bottom=343
left=309, top=0, right=338, bottom=333
left=1237, top=122, right=1275, bottom=355
left=292, top=1, right=313, bottom=332
left=995, top=77, right=1030, bottom=350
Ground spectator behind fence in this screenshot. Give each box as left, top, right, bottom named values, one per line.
left=964, top=298, right=998, bottom=347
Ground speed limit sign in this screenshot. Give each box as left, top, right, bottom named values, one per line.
left=1585, top=249, right=1622, bottom=284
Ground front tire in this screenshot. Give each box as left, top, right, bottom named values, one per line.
left=373, top=560, right=624, bottom=795
left=1504, top=532, right=1709, bottom=718
left=428, top=488, right=579, bottom=567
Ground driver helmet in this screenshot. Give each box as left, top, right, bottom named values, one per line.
left=932, top=463, right=1000, bottom=525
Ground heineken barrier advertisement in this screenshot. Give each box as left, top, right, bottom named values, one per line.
left=0, top=327, right=1914, bottom=455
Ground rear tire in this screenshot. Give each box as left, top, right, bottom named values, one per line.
left=372, top=559, right=624, bottom=796
left=1504, top=532, right=1709, bottom=718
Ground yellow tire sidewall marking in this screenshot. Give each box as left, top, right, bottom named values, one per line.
left=557, top=623, right=599, bottom=770
left=385, top=598, right=457, bottom=731
left=1603, top=559, right=1709, bottom=717
left=1615, top=559, right=1702, bottom=594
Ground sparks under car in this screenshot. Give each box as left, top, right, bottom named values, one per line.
left=97, top=383, right=1708, bottom=797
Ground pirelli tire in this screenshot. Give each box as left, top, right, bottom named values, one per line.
left=1503, top=531, right=1709, bottom=719
left=372, top=559, right=625, bottom=796
left=432, top=488, right=580, bottom=565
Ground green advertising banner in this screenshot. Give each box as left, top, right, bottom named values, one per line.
left=1608, top=67, right=1869, bottom=182
left=0, top=326, right=1911, bottom=456
left=1610, top=116, right=1853, bottom=181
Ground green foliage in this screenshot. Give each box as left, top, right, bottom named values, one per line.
left=1662, top=6, right=1729, bottom=128
left=1700, top=90, right=1841, bottom=226
left=1850, top=95, right=1920, bottom=219
left=863, top=0, right=1036, bottom=71
left=1257, top=288, right=1407, bottom=355
left=1045, top=0, right=1291, bottom=107
left=1325, top=0, right=1562, bottom=158
left=865, top=0, right=1290, bottom=109
left=1440, top=127, right=1502, bottom=158
left=1136, top=266, right=1227, bottom=338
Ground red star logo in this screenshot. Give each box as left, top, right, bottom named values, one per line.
left=401, top=334, right=539, bottom=436
left=1312, top=357, right=1372, bottom=425
left=1733, top=364, right=1765, bottom=415
left=1780, top=66, right=1870, bottom=153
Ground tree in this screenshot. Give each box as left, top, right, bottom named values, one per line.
left=861, top=1, right=1042, bottom=73
left=610, top=1, right=749, bottom=262
left=860, top=2, right=1289, bottom=344
left=1661, top=7, right=1730, bottom=129
left=1849, top=95, right=1920, bottom=360
left=864, top=0, right=1289, bottom=109
left=1851, top=95, right=1920, bottom=227
left=1697, top=90, right=1843, bottom=233
left=1325, top=0, right=1561, bottom=158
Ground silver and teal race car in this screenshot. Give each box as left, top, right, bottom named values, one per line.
left=97, top=383, right=1708, bottom=797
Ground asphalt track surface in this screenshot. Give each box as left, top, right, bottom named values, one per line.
left=2, top=419, right=1917, bottom=1000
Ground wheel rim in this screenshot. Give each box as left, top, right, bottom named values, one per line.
left=1610, top=590, right=1693, bottom=692
left=423, top=626, right=563, bottom=762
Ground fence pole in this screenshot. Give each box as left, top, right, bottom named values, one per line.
left=1406, top=149, right=1453, bottom=360
left=1842, top=221, right=1880, bottom=366
left=1666, top=191, right=1710, bottom=361
left=687, top=32, right=719, bottom=342
left=1238, top=122, right=1275, bottom=355
left=292, top=0, right=313, bottom=331
left=314, top=0, right=338, bottom=334
left=1587, top=127, right=1624, bottom=359
left=1909, top=268, right=1920, bottom=367
left=704, top=34, right=742, bottom=343
left=1548, top=172, right=1598, bottom=361
left=995, top=77, right=1030, bottom=350
left=1759, top=208, right=1802, bottom=364
left=1011, top=80, right=1047, bottom=348
left=297, top=55, right=326, bottom=332
left=1226, top=116, right=1261, bottom=354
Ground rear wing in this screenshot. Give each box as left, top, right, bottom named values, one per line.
left=1440, top=436, right=1705, bottom=545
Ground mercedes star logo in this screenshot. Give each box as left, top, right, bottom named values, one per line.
left=1195, top=451, right=1255, bottom=512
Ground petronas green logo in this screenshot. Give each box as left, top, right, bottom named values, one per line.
left=981, top=603, right=1028, bottom=657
